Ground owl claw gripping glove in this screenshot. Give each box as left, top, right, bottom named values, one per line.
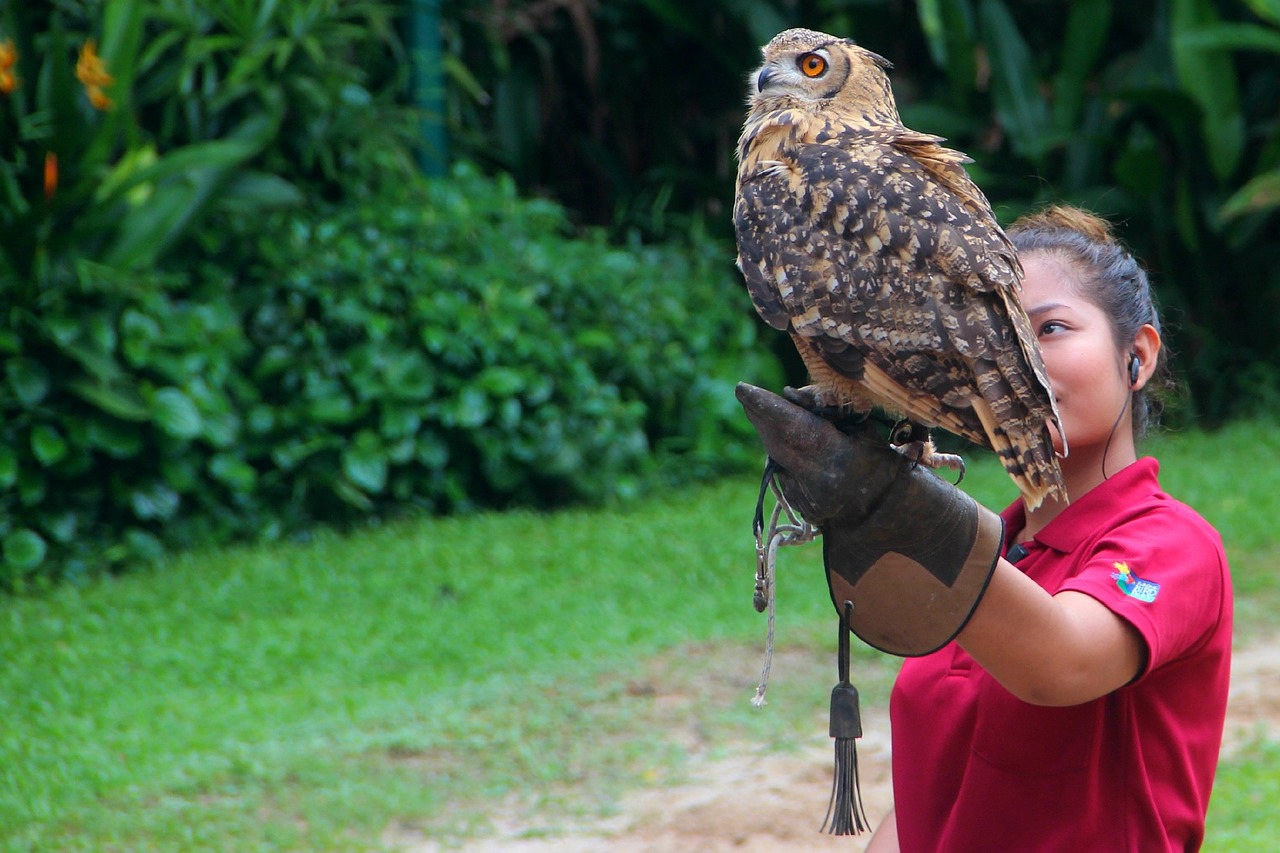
left=736, top=382, right=1004, bottom=656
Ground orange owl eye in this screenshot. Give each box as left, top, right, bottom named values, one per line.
left=799, top=53, right=827, bottom=77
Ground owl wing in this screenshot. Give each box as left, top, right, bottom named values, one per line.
left=735, top=132, right=1063, bottom=502
left=895, top=132, right=1059, bottom=418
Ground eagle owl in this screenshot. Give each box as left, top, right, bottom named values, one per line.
left=734, top=28, right=1065, bottom=509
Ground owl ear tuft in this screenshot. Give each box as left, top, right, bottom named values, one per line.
left=865, top=50, right=893, bottom=70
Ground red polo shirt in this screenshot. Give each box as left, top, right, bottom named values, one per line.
left=889, top=457, right=1232, bottom=852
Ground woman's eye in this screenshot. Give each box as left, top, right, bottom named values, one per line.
left=1039, top=321, right=1065, bottom=336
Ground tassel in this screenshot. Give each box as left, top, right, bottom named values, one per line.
left=822, top=599, right=868, bottom=835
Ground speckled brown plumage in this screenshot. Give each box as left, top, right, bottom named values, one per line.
left=734, top=27, right=1065, bottom=509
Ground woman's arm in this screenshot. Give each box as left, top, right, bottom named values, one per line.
left=864, top=806, right=899, bottom=852
left=957, top=559, right=1144, bottom=706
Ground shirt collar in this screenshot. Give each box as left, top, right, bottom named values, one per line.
left=1000, top=457, right=1162, bottom=554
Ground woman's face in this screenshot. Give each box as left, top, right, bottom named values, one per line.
left=1019, top=254, right=1130, bottom=456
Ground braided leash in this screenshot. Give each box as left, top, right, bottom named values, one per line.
left=751, top=473, right=818, bottom=707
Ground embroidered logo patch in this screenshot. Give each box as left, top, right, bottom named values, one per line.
left=1111, top=561, right=1160, bottom=603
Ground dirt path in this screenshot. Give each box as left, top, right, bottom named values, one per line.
left=402, top=636, right=1280, bottom=852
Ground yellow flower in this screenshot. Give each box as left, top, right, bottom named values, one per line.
left=75, top=39, right=113, bottom=109
left=75, top=40, right=112, bottom=86
left=87, top=85, right=111, bottom=110
left=0, top=38, right=18, bottom=95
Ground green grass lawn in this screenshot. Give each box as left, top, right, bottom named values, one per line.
left=2, top=420, right=1277, bottom=850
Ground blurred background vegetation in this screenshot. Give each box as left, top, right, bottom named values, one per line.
left=2, top=0, right=1278, bottom=587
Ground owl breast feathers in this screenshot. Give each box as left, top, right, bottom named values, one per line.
left=734, top=27, right=1065, bottom=509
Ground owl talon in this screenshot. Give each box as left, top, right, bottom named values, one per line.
left=932, top=451, right=966, bottom=485
left=891, top=430, right=967, bottom=485
left=783, top=386, right=869, bottom=435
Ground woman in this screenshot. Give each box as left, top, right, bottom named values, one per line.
left=867, top=206, right=1233, bottom=851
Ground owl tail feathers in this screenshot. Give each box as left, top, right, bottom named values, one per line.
left=969, top=399, right=1065, bottom=510
left=995, top=424, right=1067, bottom=512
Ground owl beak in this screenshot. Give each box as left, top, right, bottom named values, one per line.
left=756, top=66, right=776, bottom=93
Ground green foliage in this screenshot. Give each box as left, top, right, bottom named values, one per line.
left=1, top=0, right=418, bottom=290
left=0, top=163, right=777, bottom=586
left=904, top=0, right=1280, bottom=426
left=220, top=164, right=775, bottom=518
left=0, top=1, right=282, bottom=282
left=442, top=0, right=1280, bottom=424
left=0, top=261, right=251, bottom=585
left=2, top=1, right=459, bottom=586
left=134, top=0, right=418, bottom=198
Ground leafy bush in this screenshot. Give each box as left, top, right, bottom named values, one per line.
left=0, top=0, right=289, bottom=584
left=223, top=164, right=778, bottom=518
left=0, top=261, right=251, bottom=584
left=1, top=0, right=444, bottom=588
left=0, top=166, right=779, bottom=587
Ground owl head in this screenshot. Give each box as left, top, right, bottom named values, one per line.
left=748, top=28, right=900, bottom=124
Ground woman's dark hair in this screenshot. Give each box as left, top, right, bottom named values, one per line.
left=1007, top=205, right=1173, bottom=437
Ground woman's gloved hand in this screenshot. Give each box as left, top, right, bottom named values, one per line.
left=736, top=382, right=1004, bottom=656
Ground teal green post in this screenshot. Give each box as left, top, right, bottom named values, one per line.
left=408, top=0, right=448, bottom=177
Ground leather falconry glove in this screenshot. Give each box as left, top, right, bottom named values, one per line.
left=736, top=382, right=1003, bottom=657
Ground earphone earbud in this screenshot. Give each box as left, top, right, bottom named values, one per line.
left=1129, top=353, right=1141, bottom=386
